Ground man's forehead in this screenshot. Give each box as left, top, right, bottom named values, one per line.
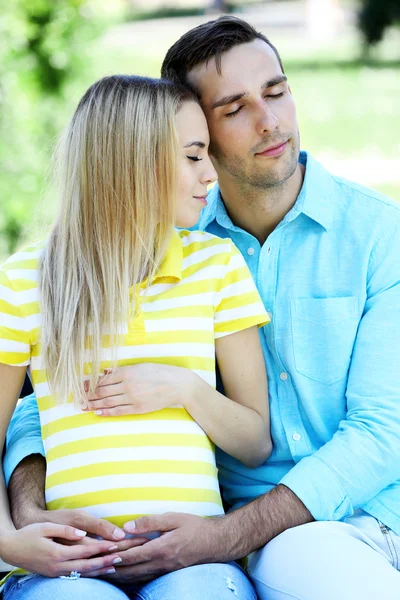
left=187, top=39, right=282, bottom=101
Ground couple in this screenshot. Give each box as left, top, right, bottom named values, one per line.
left=2, top=15, right=400, bottom=600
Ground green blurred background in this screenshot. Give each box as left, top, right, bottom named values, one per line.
left=0, top=0, right=399, bottom=261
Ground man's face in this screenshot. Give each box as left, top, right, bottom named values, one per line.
left=187, top=39, right=300, bottom=189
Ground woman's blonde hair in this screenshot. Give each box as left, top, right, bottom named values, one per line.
left=40, top=75, right=197, bottom=406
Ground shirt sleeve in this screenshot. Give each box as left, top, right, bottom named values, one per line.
left=281, top=218, right=400, bottom=521
left=214, top=241, right=270, bottom=339
left=0, top=268, right=31, bottom=366
left=4, top=393, right=44, bottom=486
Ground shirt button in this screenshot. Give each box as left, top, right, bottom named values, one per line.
left=267, top=247, right=271, bottom=254
left=292, top=432, right=301, bottom=441
left=267, top=311, right=273, bottom=320
left=247, top=247, right=255, bottom=256
left=280, top=372, right=288, bottom=381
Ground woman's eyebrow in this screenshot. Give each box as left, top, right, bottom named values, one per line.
left=184, top=141, right=206, bottom=148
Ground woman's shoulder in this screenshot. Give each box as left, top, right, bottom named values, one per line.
left=178, top=229, right=235, bottom=253
left=1, top=241, right=46, bottom=287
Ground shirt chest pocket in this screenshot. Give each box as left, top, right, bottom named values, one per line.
left=290, top=296, right=360, bottom=385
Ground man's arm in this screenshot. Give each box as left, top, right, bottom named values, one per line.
left=4, top=393, right=45, bottom=487
left=6, top=399, right=129, bottom=542
left=102, top=217, right=400, bottom=582
left=280, top=217, right=400, bottom=521
left=99, top=484, right=312, bottom=583
left=9, top=454, right=46, bottom=528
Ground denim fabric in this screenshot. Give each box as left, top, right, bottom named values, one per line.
left=3, top=562, right=256, bottom=600
left=247, top=510, right=400, bottom=599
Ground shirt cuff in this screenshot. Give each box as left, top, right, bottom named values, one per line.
left=280, top=455, right=354, bottom=521
left=3, top=434, right=45, bottom=487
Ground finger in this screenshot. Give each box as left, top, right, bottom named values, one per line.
left=51, top=511, right=126, bottom=541
left=124, top=513, right=180, bottom=535
left=98, top=369, right=122, bottom=386
left=59, top=553, right=122, bottom=576
left=58, top=540, right=122, bottom=562
left=105, top=560, right=166, bottom=582
left=41, top=523, right=88, bottom=540
left=82, top=566, right=117, bottom=578
left=93, top=405, right=134, bottom=417
left=109, top=537, right=165, bottom=567
left=54, top=537, right=116, bottom=550
left=104, top=565, right=155, bottom=583
left=87, top=387, right=124, bottom=402
left=87, top=395, right=125, bottom=409
left=102, top=537, right=149, bottom=552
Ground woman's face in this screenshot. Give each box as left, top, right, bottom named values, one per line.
left=175, top=101, right=217, bottom=228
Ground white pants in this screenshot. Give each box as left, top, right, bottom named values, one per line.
left=247, top=510, right=400, bottom=600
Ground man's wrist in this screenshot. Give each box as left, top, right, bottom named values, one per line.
left=213, top=485, right=314, bottom=561
left=9, top=454, right=47, bottom=528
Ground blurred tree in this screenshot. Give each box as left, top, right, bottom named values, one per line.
left=0, top=1, right=99, bottom=256
left=358, top=0, right=400, bottom=46
left=211, top=0, right=229, bottom=11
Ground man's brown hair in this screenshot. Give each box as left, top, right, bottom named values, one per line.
left=161, top=15, right=284, bottom=89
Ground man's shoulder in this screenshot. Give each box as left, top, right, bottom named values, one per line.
left=332, top=174, right=400, bottom=220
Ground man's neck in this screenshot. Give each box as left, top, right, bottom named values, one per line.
left=218, top=163, right=305, bottom=245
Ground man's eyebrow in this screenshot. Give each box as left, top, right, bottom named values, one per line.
left=183, top=141, right=206, bottom=148
left=211, top=92, right=249, bottom=110
left=211, top=75, right=288, bottom=110
left=261, top=75, right=288, bottom=89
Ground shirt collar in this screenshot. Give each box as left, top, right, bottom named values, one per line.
left=153, top=229, right=182, bottom=282
left=199, top=151, right=336, bottom=233
left=295, top=151, right=335, bottom=231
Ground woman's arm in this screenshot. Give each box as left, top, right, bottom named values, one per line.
left=85, top=326, right=271, bottom=468
left=184, top=326, right=270, bottom=467
left=0, top=363, right=123, bottom=576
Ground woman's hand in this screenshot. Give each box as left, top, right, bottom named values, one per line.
left=0, top=523, right=124, bottom=578
left=83, top=364, right=195, bottom=417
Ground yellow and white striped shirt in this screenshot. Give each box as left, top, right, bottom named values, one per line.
left=0, top=230, right=269, bottom=527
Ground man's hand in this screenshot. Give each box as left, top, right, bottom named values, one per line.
left=0, top=523, right=123, bottom=578
left=104, top=485, right=313, bottom=584
left=103, top=512, right=230, bottom=584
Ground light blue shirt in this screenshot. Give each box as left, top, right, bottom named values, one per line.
left=5, top=152, right=400, bottom=533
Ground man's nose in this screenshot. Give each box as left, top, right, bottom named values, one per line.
left=255, top=100, right=279, bottom=136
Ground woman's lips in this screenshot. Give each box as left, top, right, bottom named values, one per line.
left=255, top=141, right=288, bottom=158
left=194, top=196, right=208, bottom=206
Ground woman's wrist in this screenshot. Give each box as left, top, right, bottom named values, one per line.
left=0, top=526, right=17, bottom=562
left=179, top=368, right=206, bottom=413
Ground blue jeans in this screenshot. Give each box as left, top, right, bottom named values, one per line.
left=3, top=562, right=256, bottom=600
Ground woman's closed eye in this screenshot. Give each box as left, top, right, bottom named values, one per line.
left=187, top=155, right=202, bottom=162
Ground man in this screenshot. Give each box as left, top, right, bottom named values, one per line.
left=5, top=16, right=400, bottom=600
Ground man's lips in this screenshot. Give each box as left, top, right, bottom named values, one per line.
left=255, top=141, right=288, bottom=157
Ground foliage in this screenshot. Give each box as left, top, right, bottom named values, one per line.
left=0, top=0, right=100, bottom=256
left=358, top=0, right=400, bottom=46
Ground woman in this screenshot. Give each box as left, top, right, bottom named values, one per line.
left=0, top=75, right=271, bottom=599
